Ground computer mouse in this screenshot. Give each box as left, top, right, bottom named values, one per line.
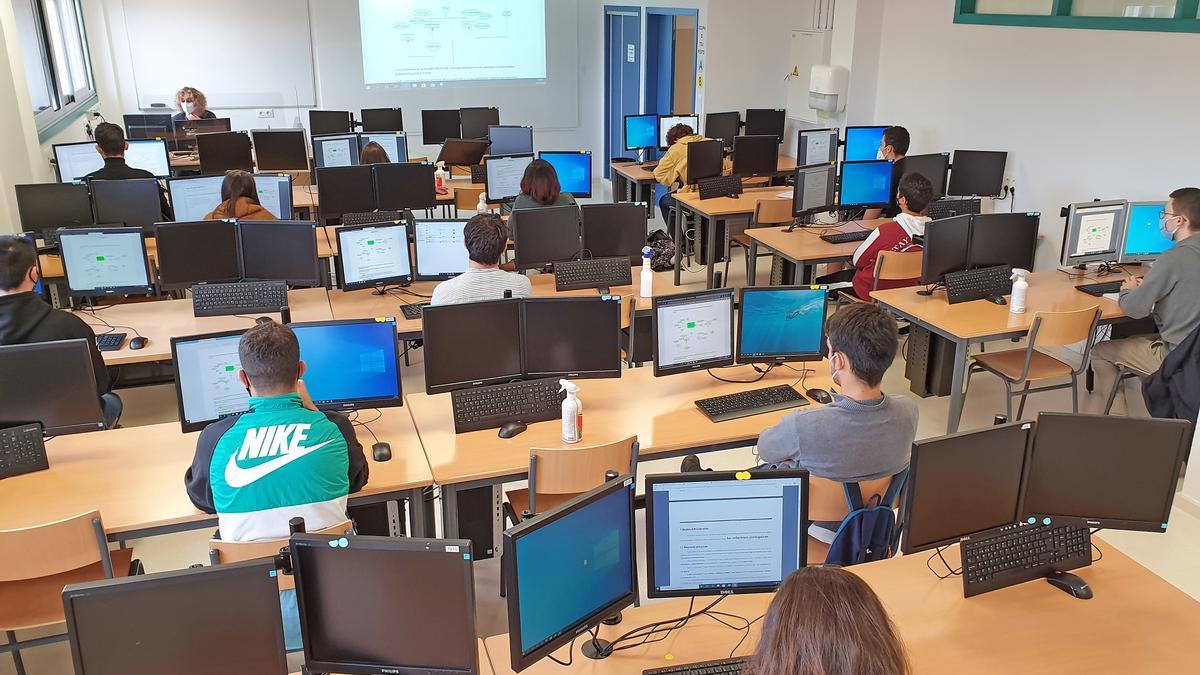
left=256, top=316, right=274, bottom=325
left=371, top=442, right=392, bottom=462
left=129, top=337, right=147, bottom=350
left=498, top=421, right=528, bottom=439
left=1046, top=571, right=1093, bottom=600
left=805, top=388, right=834, bottom=405
left=986, top=294, right=1008, bottom=305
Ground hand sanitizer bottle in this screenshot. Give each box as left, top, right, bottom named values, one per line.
left=1009, top=268, right=1029, bottom=314
left=560, top=379, right=583, bottom=444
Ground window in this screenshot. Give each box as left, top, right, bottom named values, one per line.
left=14, top=0, right=98, bottom=139
left=956, top=0, right=1200, bottom=32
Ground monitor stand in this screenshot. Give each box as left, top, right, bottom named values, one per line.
left=916, top=282, right=945, bottom=297
left=581, top=637, right=614, bottom=660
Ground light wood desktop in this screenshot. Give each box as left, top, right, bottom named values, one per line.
left=611, top=156, right=799, bottom=223
left=671, top=186, right=796, bottom=289
left=745, top=219, right=889, bottom=286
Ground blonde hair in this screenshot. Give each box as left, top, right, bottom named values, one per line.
left=175, top=86, right=208, bottom=114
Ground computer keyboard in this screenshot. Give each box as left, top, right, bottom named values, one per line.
left=927, top=197, right=982, bottom=221
left=400, top=302, right=430, bottom=320
left=341, top=210, right=407, bottom=227
left=470, top=164, right=487, bottom=184
left=944, top=265, right=1012, bottom=305
left=698, top=175, right=743, bottom=200
left=961, top=523, right=1091, bottom=598
left=1075, top=280, right=1123, bottom=296
left=555, top=257, right=633, bottom=291
left=191, top=281, right=289, bottom=318
left=0, top=422, right=49, bottom=479
left=694, top=385, right=810, bottom=423
left=644, top=657, right=749, bottom=675
left=820, top=230, right=872, bottom=244
left=95, top=332, right=127, bottom=351
left=451, top=378, right=566, bottom=434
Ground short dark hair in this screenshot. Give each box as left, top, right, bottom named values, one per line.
left=882, top=126, right=910, bottom=156
left=463, top=213, right=508, bottom=265
left=93, top=123, right=126, bottom=156
left=519, top=159, right=562, bottom=206
left=0, top=236, right=37, bottom=291
left=666, top=123, right=694, bottom=146
left=1170, top=187, right=1200, bottom=230
left=897, top=172, right=934, bottom=214
left=827, top=304, right=898, bottom=387
left=238, top=322, right=301, bottom=392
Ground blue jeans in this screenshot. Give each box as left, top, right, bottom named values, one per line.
left=659, top=193, right=676, bottom=234
left=101, top=393, right=123, bottom=429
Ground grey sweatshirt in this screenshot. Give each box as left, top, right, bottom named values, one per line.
left=1119, top=235, right=1200, bottom=349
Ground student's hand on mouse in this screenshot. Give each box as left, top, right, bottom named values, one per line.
left=1121, top=276, right=1144, bottom=291
left=297, top=379, right=318, bottom=411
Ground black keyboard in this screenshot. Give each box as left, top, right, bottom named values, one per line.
left=400, top=302, right=430, bottom=320
left=820, top=230, right=871, bottom=244
left=927, top=197, right=982, bottom=221
left=694, top=385, right=810, bottom=423
left=698, top=175, right=743, bottom=200
left=1075, top=280, right=1122, bottom=296
left=961, top=523, right=1091, bottom=598
left=192, top=281, right=289, bottom=317
left=0, top=423, right=49, bottom=479
left=341, top=210, right=407, bottom=227
left=451, top=378, right=566, bottom=434
left=944, top=265, right=1012, bottom=304
left=555, top=257, right=633, bottom=291
left=95, top=332, right=127, bottom=351
left=470, top=164, right=487, bottom=183
left=644, top=657, right=748, bottom=675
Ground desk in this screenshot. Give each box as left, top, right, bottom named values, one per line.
left=671, top=186, right=794, bottom=289
left=484, top=541, right=1200, bottom=674
left=745, top=219, right=888, bottom=286
left=0, top=408, right=432, bottom=542
left=290, top=178, right=468, bottom=218
left=407, top=364, right=833, bottom=538
left=871, top=272, right=1125, bottom=433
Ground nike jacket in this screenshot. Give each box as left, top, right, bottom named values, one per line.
left=184, top=393, right=369, bottom=541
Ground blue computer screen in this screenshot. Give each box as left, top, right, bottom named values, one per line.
left=541, top=152, right=591, bottom=196
left=293, top=320, right=400, bottom=406
left=1123, top=202, right=1174, bottom=258
left=844, top=126, right=888, bottom=162
left=839, top=161, right=895, bottom=207
left=625, top=115, right=657, bottom=151
left=739, top=288, right=826, bottom=359
left=515, top=485, right=633, bottom=655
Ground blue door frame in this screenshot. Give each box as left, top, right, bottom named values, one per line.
left=604, top=6, right=642, bottom=178
left=644, top=7, right=699, bottom=206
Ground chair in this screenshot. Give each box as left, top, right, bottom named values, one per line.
left=453, top=184, right=489, bottom=217
left=1104, top=366, right=1150, bottom=415
left=837, top=250, right=924, bottom=305
left=805, top=475, right=900, bottom=565
left=208, top=519, right=353, bottom=591
left=0, top=511, right=134, bottom=674
left=722, top=199, right=792, bottom=287
left=967, top=306, right=1103, bottom=420
left=504, top=436, right=639, bottom=523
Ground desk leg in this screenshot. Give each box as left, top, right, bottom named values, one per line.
left=644, top=182, right=655, bottom=219
left=705, top=216, right=719, bottom=289
left=747, top=240, right=759, bottom=287
left=441, top=482, right=460, bottom=539
left=406, top=487, right=430, bottom=538
left=613, top=173, right=628, bottom=202
left=673, top=206, right=683, bottom=286
left=798, top=263, right=814, bottom=284
left=947, top=339, right=969, bottom=434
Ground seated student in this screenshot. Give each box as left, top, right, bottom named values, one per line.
left=513, top=159, right=577, bottom=211
left=430, top=214, right=532, bottom=306
left=204, top=170, right=278, bottom=221
left=0, top=236, right=122, bottom=427
left=750, top=567, right=910, bottom=675
left=1090, top=187, right=1200, bottom=416
left=846, top=172, right=932, bottom=300
left=359, top=141, right=391, bottom=164
left=172, top=86, right=217, bottom=122
left=86, top=122, right=172, bottom=219
left=653, top=123, right=707, bottom=232
left=865, top=125, right=911, bottom=220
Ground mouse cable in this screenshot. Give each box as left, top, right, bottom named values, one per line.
left=1089, top=528, right=1104, bottom=563
left=546, top=628, right=589, bottom=667
left=926, top=545, right=962, bottom=579
left=605, top=596, right=727, bottom=654
left=79, top=309, right=143, bottom=339
left=728, top=613, right=765, bottom=659
left=348, top=409, right=383, bottom=445
left=706, top=363, right=774, bottom=384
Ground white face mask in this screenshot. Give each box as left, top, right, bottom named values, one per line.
left=183, top=101, right=197, bottom=114
left=830, top=352, right=842, bottom=387
left=876, top=148, right=886, bottom=161
left=1161, top=215, right=1181, bottom=240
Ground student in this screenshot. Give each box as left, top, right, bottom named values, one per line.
left=173, top=86, right=216, bottom=122
left=865, top=125, right=911, bottom=220
left=512, top=159, right=577, bottom=211
left=430, top=214, right=532, bottom=306
left=204, top=170, right=278, bottom=221
left=359, top=141, right=391, bottom=164
left=750, top=567, right=911, bottom=675
left=85, top=122, right=172, bottom=219
left=846, top=172, right=933, bottom=300
left=1090, top=187, right=1200, bottom=415
left=653, top=123, right=706, bottom=230
left=0, top=236, right=122, bottom=427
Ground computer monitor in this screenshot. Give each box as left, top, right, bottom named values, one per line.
left=250, top=128, right=309, bottom=171
left=1060, top=200, right=1128, bottom=267
left=360, top=131, right=409, bottom=163
left=658, top=114, right=700, bottom=149
left=685, top=139, right=723, bottom=185
left=645, top=470, right=809, bottom=598
left=123, top=113, right=173, bottom=140
left=58, top=228, right=154, bottom=298
left=901, top=421, right=1033, bottom=554
left=511, top=205, right=582, bottom=271
left=460, top=106, right=501, bottom=139
left=422, top=109, right=462, bottom=144
left=312, top=133, right=361, bottom=168
left=540, top=151, right=592, bottom=198
left=744, top=108, right=786, bottom=144
left=623, top=114, right=658, bottom=152
left=704, top=111, right=741, bottom=148
left=838, top=160, right=895, bottom=208
left=1022, top=413, right=1189, bottom=533
left=731, top=135, right=779, bottom=177
left=920, top=214, right=972, bottom=285
left=171, top=117, right=232, bottom=151
left=652, top=288, right=735, bottom=376
left=154, top=220, right=241, bottom=290
left=15, top=183, right=94, bottom=238
left=488, top=125, right=535, bottom=156
left=335, top=220, right=413, bottom=289
left=0, top=339, right=105, bottom=435
left=309, top=109, right=353, bottom=137
left=968, top=212, right=1039, bottom=272
left=485, top=153, right=536, bottom=203
left=580, top=203, right=646, bottom=264
left=360, top=107, right=404, bottom=132
left=374, top=162, right=437, bottom=211
left=1119, top=201, right=1173, bottom=264
left=89, top=178, right=163, bottom=230
left=503, top=477, right=636, bottom=672
left=422, top=299, right=523, bottom=394
left=252, top=173, right=294, bottom=219
left=291, top=319, right=403, bottom=411
left=736, top=286, right=826, bottom=364
left=413, top=218, right=470, bottom=281
left=170, top=329, right=250, bottom=432
left=239, top=220, right=322, bottom=287
left=843, top=126, right=888, bottom=162
left=797, top=128, right=838, bottom=167
left=197, top=131, right=254, bottom=175
left=948, top=150, right=1007, bottom=198
left=166, top=174, right=223, bottom=222
left=62, top=560, right=288, bottom=675
left=522, top=297, right=622, bottom=380
left=53, top=139, right=171, bottom=182
left=437, top=139, right=490, bottom=167
left=900, top=153, right=950, bottom=199
left=315, top=165, right=376, bottom=224
left=792, top=164, right=837, bottom=217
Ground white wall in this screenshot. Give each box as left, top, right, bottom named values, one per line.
left=704, top=0, right=817, bottom=114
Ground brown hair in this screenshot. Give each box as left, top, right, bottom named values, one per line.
left=751, top=567, right=910, bottom=675
left=0, top=235, right=38, bottom=291
left=897, top=172, right=934, bottom=214
left=218, top=170, right=261, bottom=216
left=175, top=86, right=208, bottom=114
left=463, top=213, right=509, bottom=265
left=1169, top=187, right=1200, bottom=231
left=827, top=303, right=898, bottom=387
left=666, top=123, right=694, bottom=147
left=360, top=141, right=391, bottom=165
left=238, top=322, right=301, bottom=393
left=93, top=122, right=126, bottom=156
left=519, top=159, right=561, bottom=206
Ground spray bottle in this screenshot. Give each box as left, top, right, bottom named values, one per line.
left=476, top=190, right=488, bottom=213
left=640, top=246, right=655, bottom=298
left=560, top=379, right=583, bottom=444
left=1009, top=268, right=1029, bottom=314
left=434, top=161, right=448, bottom=191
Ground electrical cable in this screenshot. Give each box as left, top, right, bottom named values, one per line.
left=728, top=613, right=765, bottom=659
left=706, top=363, right=774, bottom=384
left=79, top=308, right=144, bottom=339
left=926, top=545, right=962, bottom=579
left=1090, top=528, right=1104, bottom=563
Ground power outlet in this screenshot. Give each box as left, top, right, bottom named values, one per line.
left=256, top=109, right=275, bottom=119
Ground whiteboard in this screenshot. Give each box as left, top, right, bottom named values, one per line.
left=122, top=0, right=316, bottom=109
left=785, top=29, right=832, bottom=125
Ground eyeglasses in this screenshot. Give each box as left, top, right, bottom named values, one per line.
left=1159, top=210, right=1179, bottom=220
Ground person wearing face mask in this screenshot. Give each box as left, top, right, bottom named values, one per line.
left=1089, top=187, right=1200, bottom=416
left=864, top=125, right=910, bottom=221
left=172, top=86, right=217, bottom=122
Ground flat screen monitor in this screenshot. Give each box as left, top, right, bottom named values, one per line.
left=58, top=228, right=154, bottom=298
left=238, top=220, right=321, bottom=287
left=197, top=131, right=254, bottom=175
left=315, top=165, right=376, bottom=224
left=488, top=125, right=534, bottom=156
left=737, top=286, right=826, bottom=364
left=901, top=421, right=1033, bottom=554
left=522, top=297, right=622, bottom=379
left=422, top=109, right=462, bottom=144
left=0, top=339, right=105, bottom=435
left=744, top=108, right=785, bottom=144
left=1120, top=201, right=1173, bottom=264
left=413, top=219, right=470, bottom=281
left=250, top=129, right=309, bottom=171
left=460, top=107, right=500, bottom=139
left=792, top=164, right=837, bottom=217
left=704, top=111, right=741, bottom=148
left=170, top=329, right=250, bottom=432
left=652, top=288, right=735, bottom=376
left=731, top=135, right=778, bottom=177
left=838, top=160, right=895, bottom=208
left=1060, top=200, right=1128, bottom=267
left=900, top=153, right=950, bottom=199
left=511, top=205, right=582, bottom=271
left=252, top=173, right=294, bottom=219
left=89, top=178, right=163, bottom=230
left=658, top=114, right=700, bottom=149
left=843, top=126, right=888, bottom=162
left=360, top=132, right=409, bottom=163
left=1022, top=413, right=1189, bottom=532
left=797, top=128, right=838, bottom=167
left=123, top=113, right=173, bottom=140
left=374, top=162, right=437, bottom=211
left=921, top=214, right=972, bottom=284
left=503, top=477, right=636, bottom=673
left=53, top=139, right=171, bottom=182
left=15, top=183, right=94, bottom=237
left=485, top=154, right=536, bottom=203
left=685, top=139, right=723, bottom=185
left=335, top=221, right=413, bottom=289
left=154, top=220, right=241, bottom=290
left=171, top=118, right=232, bottom=151
left=63, top=560, right=288, bottom=675
left=360, top=107, right=404, bottom=132
left=624, top=114, right=658, bottom=152
left=645, top=470, right=808, bottom=598
left=309, top=110, right=353, bottom=137
left=968, top=212, right=1039, bottom=272
left=581, top=203, right=646, bottom=264
left=291, top=319, right=403, bottom=411
left=948, top=150, right=1007, bottom=198
left=312, top=134, right=361, bottom=169
left=437, top=139, right=490, bottom=167
left=422, top=299, right=523, bottom=394
left=540, top=151, right=592, bottom=198
left=166, top=174, right=224, bottom=222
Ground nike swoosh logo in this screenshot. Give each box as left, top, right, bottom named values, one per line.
left=224, top=440, right=334, bottom=488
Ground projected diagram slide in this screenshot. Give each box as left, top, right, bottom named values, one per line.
left=360, top=1, right=547, bottom=85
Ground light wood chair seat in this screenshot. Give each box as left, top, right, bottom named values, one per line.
left=730, top=233, right=752, bottom=247
left=837, top=250, right=924, bottom=306
left=454, top=184, right=488, bottom=217
left=209, top=519, right=353, bottom=591
left=973, top=349, right=1075, bottom=382
left=723, top=200, right=793, bottom=287
left=504, top=436, right=639, bottom=522
left=503, top=490, right=572, bottom=521
left=0, top=549, right=133, bottom=632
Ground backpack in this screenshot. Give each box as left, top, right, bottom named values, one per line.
left=824, top=469, right=908, bottom=567
left=646, top=229, right=676, bottom=272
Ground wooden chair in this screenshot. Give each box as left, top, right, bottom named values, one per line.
left=805, top=472, right=906, bottom=565
left=504, top=436, right=639, bottom=523
left=0, top=511, right=133, bottom=673
left=616, top=291, right=638, bottom=367
left=968, top=306, right=1103, bottom=420
left=453, top=184, right=489, bottom=217
left=837, top=250, right=924, bottom=305
left=722, top=199, right=792, bottom=287
left=449, top=164, right=472, bottom=177
left=208, top=519, right=353, bottom=591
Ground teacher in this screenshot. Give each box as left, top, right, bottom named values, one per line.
left=172, top=86, right=217, bottom=121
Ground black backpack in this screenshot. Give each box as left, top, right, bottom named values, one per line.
left=646, top=230, right=676, bottom=271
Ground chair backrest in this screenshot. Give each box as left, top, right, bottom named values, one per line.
left=1030, top=306, right=1102, bottom=349
left=750, top=199, right=794, bottom=228
left=0, top=510, right=111, bottom=582
left=449, top=164, right=472, bottom=177
left=208, top=519, right=353, bottom=591
left=618, top=292, right=634, bottom=330
left=529, top=436, right=639, bottom=511
left=873, top=250, right=924, bottom=284
left=454, top=184, right=486, bottom=210
left=807, top=476, right=895, bottom=522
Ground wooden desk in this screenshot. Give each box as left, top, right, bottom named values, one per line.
left=0, top=408, right=432, bottom=542
left=609, top=161, right=660, bottom=218
left=745, top=219, right=889, bottom=286
left=871, top=271, right=1125, bottom=433
left=408, top=364, right=834, bottom=538
left=671, top=186, right=795, bottom=289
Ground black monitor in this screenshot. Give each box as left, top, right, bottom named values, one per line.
left=685, top=138, right=723, bottom=185
left=645, top=470, right=809, bottom=598
left=900, top=153, right=950, bottom=199
left=968, top=212, right=1039, bottom=271
left=170, top=117, right=232, bottom=151
left=623, top=114, right=658, bottom=152
left=58, top=228, right=154, bottom=298
left=15, top=183, right=94, bottom=238
left=291, top=319, right=403, bottom=412
left=797, top=128, right=839, bottom=167
left=197, top=131, right=254, bottom=175
left=238, top=220, right=322, bottom=287
left=1060, top=200, right=1128, bottom=267
left=744, top=108, right=786, bottom=143
left=539, top=151, right=592, bottom=198
left=312, top=133, right=361, bottom=168
left=154, top=220, right=242, bottom=290
left=309, top=109, right=353, bottom=136
left=792, top=164, right=837, bottom=217
left=0, top=339, right=105, bottom=435
left=731, top=135, right=778, bottom=177
left=503, top=477, right=636, bottom=672
left=736, top=286, right=827, bottom=364
left=360, top=107, right=404, bottom=132
left=704, top=111, right=741, bottom=148
left=948, top=150, right=1007, bottom=197
left=315, top=165, right=377, bottom=224
left=54, top=139, right=171, bottom=181
left=89, top=178, right=163, bottom=229
left=581, top=203, right=646, bottom=264
left=658, top=114, right=700, bottom=150
left=62, top=559, right=288, bottom=675
left=521, top=297, right=622, bottom=379
left=843, top=125, right=887, bottom=162
left=511, top=205, right=582, bottom=271
left=488, top=125, right=534, bottom=156
left=422, top=299, right=523, bottom=394
left=422, top=109, right=462, bottom=144
left=920, top=214, right=972, bottom=285
left=123, top=113, right=173, bottom=140
left=485, top=154, right=536, bottom=203
left=460, top=106, right=500, bottom=139
left=838, top=160, right=895, bottom=208
left=652, top=288, right=736, bottom=376
left=359, top=132, right=409, bottom=163
left=437, top=138, right=490, bottom=167
left=170, top=329, right=250, bottom=432
left=250, top=128, right=309, bottom=171
left=1022, top=413, right=1189, bottom=533
left=374, top=162, right=437, bottom=211
left=413, top=218, right=470, bottom=281
left=335, top=220, right=413, bottom=289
